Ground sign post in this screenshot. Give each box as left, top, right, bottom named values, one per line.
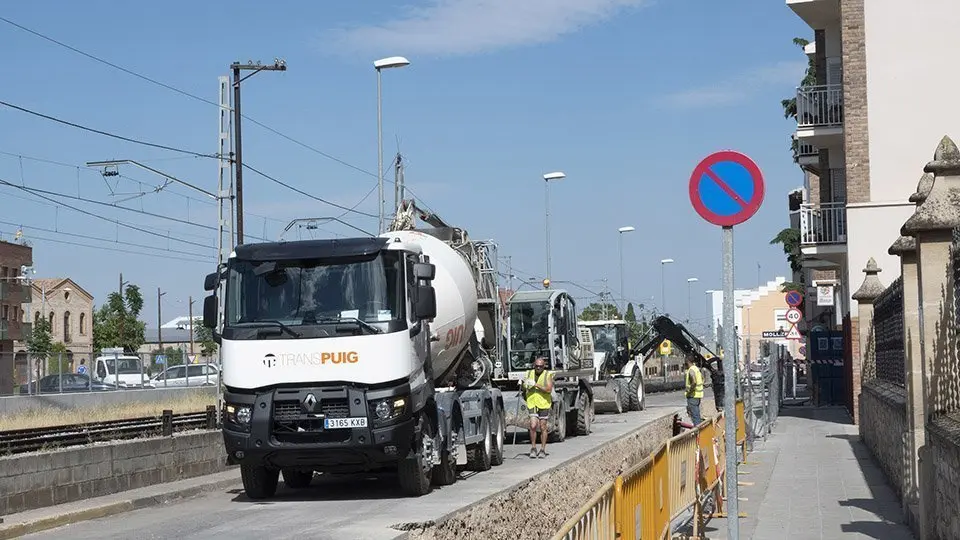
left=689, top=150, right=765, bottom=540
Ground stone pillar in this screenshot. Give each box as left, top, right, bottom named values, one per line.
left=889, top=172, right=933, bottom=527
left=900, top=135, right=960, bottom=539
left=852, top=259, right=883, bottom=393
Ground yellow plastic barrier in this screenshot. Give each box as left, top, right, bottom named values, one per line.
left=555, top=401, right=749, bottom=540
left=735, top=399, right=746, bottom=447
left=551, top=480, right=617, bottom=540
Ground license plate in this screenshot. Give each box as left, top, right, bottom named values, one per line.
left=324, top=417, right=368, bottom=429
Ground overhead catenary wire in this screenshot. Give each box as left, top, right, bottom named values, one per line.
left=0, top=228, right=212, bottom=264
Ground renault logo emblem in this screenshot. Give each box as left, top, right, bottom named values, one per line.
left=302, top=393, right=318, bottom=413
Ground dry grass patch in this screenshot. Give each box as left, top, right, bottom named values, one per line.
left=0, top=392, right=217, bottom=431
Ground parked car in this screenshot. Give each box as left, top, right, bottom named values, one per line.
left=17, top=373, right=118, bottom=394
left=150, top=363, right=219, bottom=387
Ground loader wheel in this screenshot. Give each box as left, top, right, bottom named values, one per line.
left=628, top=372, right=645, bottom=411
left=575, top=393, right=592, bottom=436
left=241, top=464, right=279, bottom=500
left=468, top=408, right=493, bottom=471
left=549, top=402, right=566, bottom=443
left=399, top=414, right=434, bottom=496
left=613, top=378, right=629, bottom=414
left=491, top=405, right=506, bottom=466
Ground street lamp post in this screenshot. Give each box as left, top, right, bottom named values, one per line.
left=618, top=226, right=635, bottom=311
left=686, top=277, right=699, bottom=323
left=374, top=56, right=411, bottom=234
left=660, top=259, right=674, bottom=313
left=543, top=172, right=566, bottom=283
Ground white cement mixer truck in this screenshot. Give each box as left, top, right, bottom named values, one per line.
left=201, top=201, right=509, bottom=499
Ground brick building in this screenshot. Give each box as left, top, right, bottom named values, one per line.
left=14, top=278, right=95, bottom=377
left=0, top=239, right=33, bottom=394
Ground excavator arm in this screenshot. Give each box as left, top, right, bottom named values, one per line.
left=628, top=315, right=726, bottom=408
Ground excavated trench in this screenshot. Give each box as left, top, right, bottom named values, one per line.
left=397, top=399, right=720, bottom=540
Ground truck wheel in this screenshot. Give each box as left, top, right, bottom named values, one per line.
left=575, top=393, right=592, bottom=436
left=468, top=409, right=493, bottom=471
left=399, top=414, right=434, bottom=496
left=491, top=406, right=505, bottom=466
left=281, top=469, right=313, bottom=489
left=432, top=426, right=460, bottom=486
left=240, top=464, right=279, bottom=500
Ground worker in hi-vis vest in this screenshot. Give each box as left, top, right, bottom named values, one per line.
left=521, top=356, right=554, bottom=459
left=684, top=355, right=704, bottom=426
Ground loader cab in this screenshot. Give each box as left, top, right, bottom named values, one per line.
left=200, top=237, right=437, bottom=340
left=506, top=289, right=580, bottom=374
left=578, top=320, right=630, bottom=377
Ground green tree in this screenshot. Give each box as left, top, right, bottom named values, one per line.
left=27, top=317, right=53, bottom=359
left=194, top=318, right=218, bottom=356
left=92, top=283, right=146, bottom=353
left=770, top=227, right=804, bottom=292
left=46, top=342, right=70, bottom=374
left=578, top=302, right=621, bottom=321
left=780, top=37, right=818, bottom=159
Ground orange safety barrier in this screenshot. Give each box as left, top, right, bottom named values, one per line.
left=555, top=399, right=747, bottom=540
left=735, top=399, right=746, bottom=447
left=551, top=480, right=617, bottom=540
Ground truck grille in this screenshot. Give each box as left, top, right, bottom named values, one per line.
left=271, top=398, right=353, bottom=443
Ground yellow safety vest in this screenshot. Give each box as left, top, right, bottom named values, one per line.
left=685, top=365, right=704, bottom=399
left=525, top=369, right=553, bottom=410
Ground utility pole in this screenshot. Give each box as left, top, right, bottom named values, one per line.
left=157, top=288, right=166, bottom=356
left=393, top=153, right=402, bottom=214
left=118, top=273, right=128, bottom=352
left=231, top=59, right=287, bottom=246
left=188, top=296, right=195, bottom=357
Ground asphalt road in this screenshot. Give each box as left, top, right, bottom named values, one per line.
left=25, top=391, right=689, bottom=540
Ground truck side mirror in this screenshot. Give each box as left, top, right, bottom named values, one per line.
left=202, top=295, right=219, bottom=335
left=413, top=262, right=435, bottom=281
left=203, top=271, right=220, bottom=292
left=415, top=285, right=437, bottom=320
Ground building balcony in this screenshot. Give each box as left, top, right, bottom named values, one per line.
left=787, top=0, right=841, bottom=30
left=796, top=84, right=844, bottom=144
left=0, top=320, right=30, bottom=341
left=0, top=281, right=32, bottom=304
left=799, top=202, right=847, bottom=262
left=794, top=141, right=819, bottom=170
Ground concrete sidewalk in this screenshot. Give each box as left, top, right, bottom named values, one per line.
left=703, top=406, right=915, bottom=540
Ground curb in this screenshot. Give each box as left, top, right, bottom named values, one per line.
left=0, top=477, right=240, bottom=540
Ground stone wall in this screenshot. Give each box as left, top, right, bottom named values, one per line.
left=928, top=415, right=960, bottom=540
left=0, top=430, right=228, bottom=516
left=859, top=380, right=908, bottom=501
left=839, top=0, right=870, bottom=204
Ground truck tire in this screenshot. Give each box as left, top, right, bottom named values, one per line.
left=491, top=405, right=505, bottom=466
left=281, top=469, right=313, bottom=489
left=240, top=464, right=279, bottom=500
left=613, top=379, right=626, bottom=414
left=468, top=408, right=493, bottom=471
left=628, top=372, right=645, bottom=411
left=575, top=393, right=592, bottom=436
left=432, top=425, right=461, bottom=486
left=399, top=414, right=434, bottom=496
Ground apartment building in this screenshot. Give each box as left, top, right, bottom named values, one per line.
left=0, top=239, right=33, bottom=394
left=785, top=0, right=960, bottom=417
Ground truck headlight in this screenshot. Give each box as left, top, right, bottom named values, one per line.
left=226, top=404, right=252, bottom=426
left=372, top=397, right=407, bottom=422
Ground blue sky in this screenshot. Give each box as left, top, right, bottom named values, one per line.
left=0, top=0, right=812, bottom=331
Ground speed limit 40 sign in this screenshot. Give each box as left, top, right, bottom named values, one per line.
left=785, top=308, right=802, bottom=325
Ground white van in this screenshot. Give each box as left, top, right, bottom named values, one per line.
left=94, top=348, right=151, bottom=388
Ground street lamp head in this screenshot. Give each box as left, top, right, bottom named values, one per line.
left=374, top=56, right=411, bottom=70
left=687, top=277, right=699, bottom=283
left=618, top=226, right=636, bottom=233
left=660, top=258, right=674, bottom=264
left=543, top=171, right=566, bottom=181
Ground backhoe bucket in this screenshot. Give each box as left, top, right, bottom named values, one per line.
left=591, top=378, right=625, bottom=414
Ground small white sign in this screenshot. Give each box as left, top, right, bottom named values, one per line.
left=786, top=325, right=802, bottom=340
left=785, top=308, right=802, bottom=325
left=817, top=285, right=834, bottom=307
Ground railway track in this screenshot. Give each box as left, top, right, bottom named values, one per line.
left=0, top=410, right=217, bottom=455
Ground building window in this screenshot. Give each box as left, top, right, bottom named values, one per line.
left=2, top=305, right=8, bottom=320
left=34, top=311, right=40, bottom=325
left=80, top=312, right=86, bottom=335
left=64, top=311, right=71, bottom=343
left=48, top=311, right=54, bottom=332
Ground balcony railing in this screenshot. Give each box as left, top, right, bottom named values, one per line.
left=797, top=84, right=844, bottom=128
left=0, top=281, right=32, bottom=303
left=799, top=202, right=847, bottom=245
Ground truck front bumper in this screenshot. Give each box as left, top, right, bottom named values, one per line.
left=222, top=382, right=417, bottom=473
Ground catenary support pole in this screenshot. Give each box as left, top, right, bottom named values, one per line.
left=722, top=225, right=740, bottom=538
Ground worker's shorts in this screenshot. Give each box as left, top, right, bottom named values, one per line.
left=528, top=406, right=550, bottom=420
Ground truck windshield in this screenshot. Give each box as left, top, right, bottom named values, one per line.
left=508, top=300, right=550, bottom=371
left=101, top=357, right=143, bottom=375
left=590, top=326, right=619, bottom=354
left=223, top=251, right=405, bottom=337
